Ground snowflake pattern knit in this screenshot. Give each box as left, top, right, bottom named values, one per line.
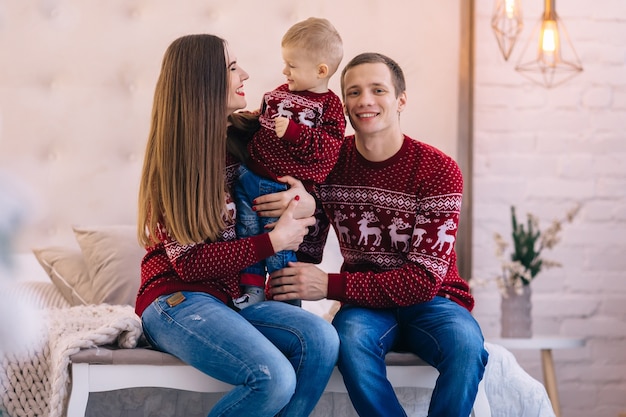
left=134, top=157, right=275, bottom=317
left=247, top=83, right=345, bottom=184
left=301, top=135, right=474, bottom=310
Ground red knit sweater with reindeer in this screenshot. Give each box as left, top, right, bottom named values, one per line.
left=134, top=155, right=275, bottom=317
left=247, top=83, right=345, bottom=186
left=299, top=135, right=474, bottom=311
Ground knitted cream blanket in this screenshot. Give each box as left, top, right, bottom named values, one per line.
left=0, top=304, right=141, bottom=417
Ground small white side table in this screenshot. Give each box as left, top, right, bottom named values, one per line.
left=488, top=337, right=585, bottom=417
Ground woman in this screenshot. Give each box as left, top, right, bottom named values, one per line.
left=135, top=34, right=339, bottom=417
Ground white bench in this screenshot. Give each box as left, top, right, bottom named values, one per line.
left=67, top=346, right=491, bottom=417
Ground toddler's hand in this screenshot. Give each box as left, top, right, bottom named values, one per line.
left=274, top=116, right=289, bottom=138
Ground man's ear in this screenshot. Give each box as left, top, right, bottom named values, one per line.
left=317, top=63, right=329, bottom=79
left=397, top=91, right=408, bottom=113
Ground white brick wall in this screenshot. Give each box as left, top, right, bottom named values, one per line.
left=472, top=1, right=626, bottom=416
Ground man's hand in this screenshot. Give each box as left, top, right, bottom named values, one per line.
left=269, top=262, right=329, bottom=301
left=274, top=116, right=289, bottom=138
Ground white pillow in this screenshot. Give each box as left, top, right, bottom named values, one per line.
left=32, top=246, right=91, bottom=306
left=72, top=225, right=144, bottom=306
left=33, top=226, right=145, bottom=307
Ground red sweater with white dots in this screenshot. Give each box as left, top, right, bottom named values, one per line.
left=299, top=135, right=474, bottom=311
left=246, top=84, right=345, bottom=186
left=134, top=156, right=275, bottom=317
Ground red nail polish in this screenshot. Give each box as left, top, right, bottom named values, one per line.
left=252, top=206, right=257, bottom=211
left=294, top=195, right=300, bottom=201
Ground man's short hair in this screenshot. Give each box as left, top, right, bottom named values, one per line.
left=340, top=52, right=406, bottom=99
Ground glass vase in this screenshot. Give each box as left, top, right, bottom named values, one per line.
left=500, top=284, right=532, bottom=338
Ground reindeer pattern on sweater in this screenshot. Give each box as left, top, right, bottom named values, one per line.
left=301, top=135, right=474, bottom=310
left=247, top=83, right=345, bottom=185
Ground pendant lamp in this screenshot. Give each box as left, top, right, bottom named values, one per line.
left=515, top=0, right=583, bottom=88
left=491, top=0, right=524, bottom=61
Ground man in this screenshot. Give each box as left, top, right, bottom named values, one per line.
left=270, top=52, right=488, bottom=417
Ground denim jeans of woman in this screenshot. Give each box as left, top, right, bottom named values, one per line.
left=142, top=292, right=339, bottom=417
left=333, top=296, right=488, bottom=417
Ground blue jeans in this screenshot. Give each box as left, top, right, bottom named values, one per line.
left=233, top=165, right=297, bottom=276
left=141, top=292, right=339, bottom=417
left=332, top=297, right=488, bottom=417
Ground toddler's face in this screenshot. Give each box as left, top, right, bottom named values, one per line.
left=281, top=46, right=326, bottom=93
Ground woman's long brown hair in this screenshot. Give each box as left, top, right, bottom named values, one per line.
left=138, top=34, right=229, bottom=246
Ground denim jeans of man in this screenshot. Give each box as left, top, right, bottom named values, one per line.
left=142, top=292, right=339, bottom=417
left=332, top=296, right=488, bottom=417
left=233, top=165, right=297, bottom=276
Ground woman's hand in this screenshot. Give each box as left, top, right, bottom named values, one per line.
left=268, top=197, right=316, bottom=253
left=253, top=176, right=315, bottom=219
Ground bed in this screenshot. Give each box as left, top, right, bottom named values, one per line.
left=0, top=225, right=555, bottom=417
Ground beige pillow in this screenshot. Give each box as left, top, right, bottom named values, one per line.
left=72, top=225, right=145, bottom=306
left=32, top=246, right=91, bottom=306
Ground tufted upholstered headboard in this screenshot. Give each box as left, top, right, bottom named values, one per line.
left=0, top=1, right=466, bottom=253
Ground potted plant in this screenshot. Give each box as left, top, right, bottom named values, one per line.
left=494, top=204, right=580, bottom=337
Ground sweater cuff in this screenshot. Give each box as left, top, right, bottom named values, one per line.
left=283, top=120, right=301, bottom=143
left=250, top=233, right=275, bottom=262
left=326, top=273, right=346, bottom=300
